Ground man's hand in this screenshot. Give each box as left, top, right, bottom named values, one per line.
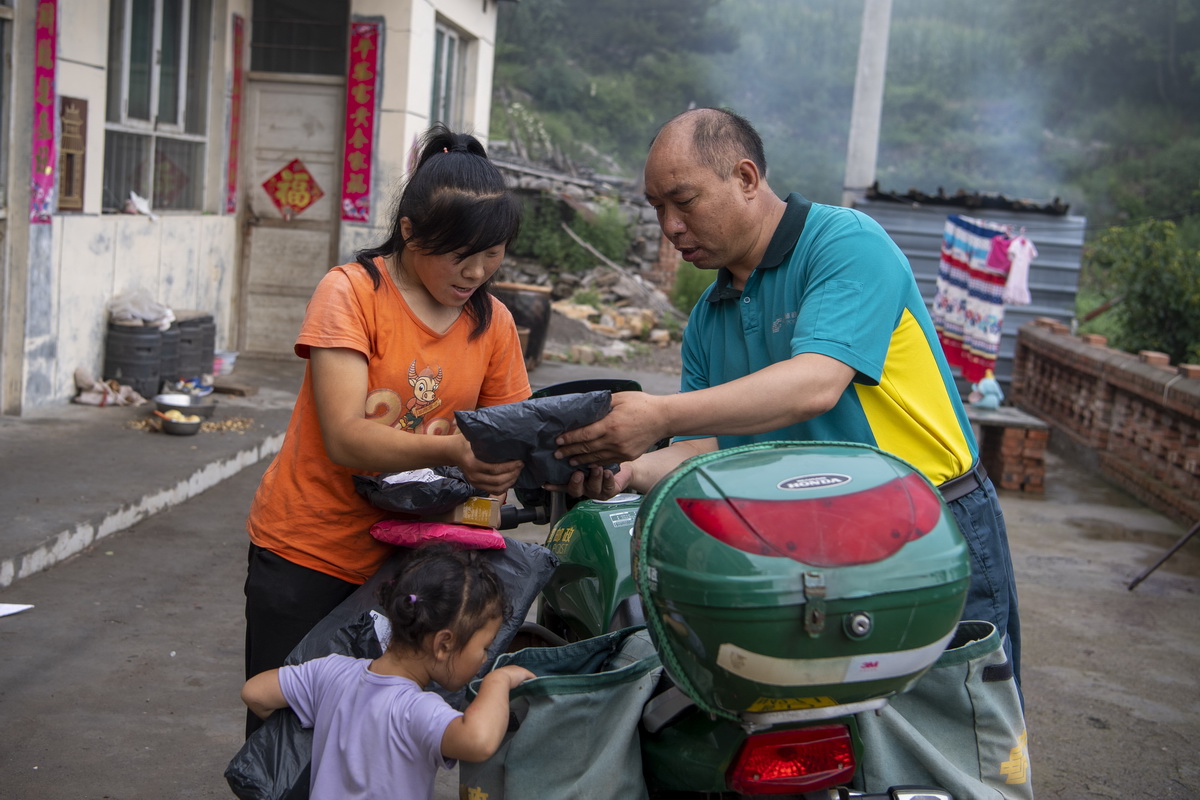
left=554, top=392, right=669, bottom=466
left=545, top=464, right=634, bottom=500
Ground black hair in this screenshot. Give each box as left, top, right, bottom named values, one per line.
left=377, top=544, right=510, bottom=656
left=355, top=124, right=522, bottom=339
left=653, top=107, right=768, bottom=180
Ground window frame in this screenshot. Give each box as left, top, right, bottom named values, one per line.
left=104, top=0, right=211, bottom=212
left=108, top=0, right=195, bottom=133
left=431, top=20, right=467, bottom=129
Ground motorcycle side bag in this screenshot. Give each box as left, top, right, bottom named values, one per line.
left=633, top=441, right=971, bottom=721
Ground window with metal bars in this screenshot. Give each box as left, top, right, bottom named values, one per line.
left=250, top=0, right=348, bottom=75
left=102, top=0, right=211, bottom=212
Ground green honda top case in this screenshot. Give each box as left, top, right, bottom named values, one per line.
left=633, top=441, right=971, bottom=720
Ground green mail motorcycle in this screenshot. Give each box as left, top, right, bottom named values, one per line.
left=507, top=379, right=970, bottom=799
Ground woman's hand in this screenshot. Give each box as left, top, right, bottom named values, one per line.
left=450, top=434, right=523, bottom=495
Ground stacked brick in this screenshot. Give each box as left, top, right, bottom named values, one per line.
left=978, top=421, right=1049, bottom=493
left=1013, top=321, right=1200, bottom=526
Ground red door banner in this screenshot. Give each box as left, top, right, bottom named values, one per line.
left=262, top=158, right=325, bottom=218
left=31, top=0, right=57, bottom=223
left=340, top=21, right=380, bottom=223
left=225, top=13, right=245, bottom=214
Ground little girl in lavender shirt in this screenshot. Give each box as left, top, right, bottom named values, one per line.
left=242, top=545, right=534, bottom=800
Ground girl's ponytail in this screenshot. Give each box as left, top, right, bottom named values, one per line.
left=354, top=124, right=521, bottom=339
left=378, top=545, right=510, bottom=653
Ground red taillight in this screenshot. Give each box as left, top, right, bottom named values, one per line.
left=677, top=472, right=942, bottom=567
left=727, top=725, right=856, bottom=795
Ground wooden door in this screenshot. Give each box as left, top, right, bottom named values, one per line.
left=238, top=75, right=344, bottom=357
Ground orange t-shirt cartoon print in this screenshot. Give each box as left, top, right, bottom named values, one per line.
left=246, top=258, right=530, bottom=584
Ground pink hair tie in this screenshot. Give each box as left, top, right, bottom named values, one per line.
left=443, top=147, right=449, bottom=153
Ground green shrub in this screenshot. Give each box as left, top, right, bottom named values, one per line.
left=510, top=194, right=573, bottom=267
left=1074, top=285, right=1125, bottom=345
left=670, top=262, right=717, bottom=314
left=571, top=288, right=602, bottom=307
left=1083, top=219, right=1200, bottom=365
left=574, top=198, right=632, bottom=265
left=509, top=193, right=633, bottom=273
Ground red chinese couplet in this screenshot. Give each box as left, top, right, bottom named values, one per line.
left=225, top=14, right=245, bottom=214
left=341, top=22, right=380, bottom=223
left=31, top=0, right=57, bottom=223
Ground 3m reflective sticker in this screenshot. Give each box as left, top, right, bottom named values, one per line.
left=717, top=631, right=955, bottom=687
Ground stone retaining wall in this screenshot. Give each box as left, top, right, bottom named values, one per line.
left=1011, top=320, right=1200, bottom=525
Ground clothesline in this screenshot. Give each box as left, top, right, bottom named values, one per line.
left=931, top=214, right=1035, bottom=383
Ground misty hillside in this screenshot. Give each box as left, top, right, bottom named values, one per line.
left=492, top=0, right=1200, bottom=232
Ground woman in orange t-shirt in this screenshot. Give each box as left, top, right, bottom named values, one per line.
left=243, top=125, right=530, bottom=733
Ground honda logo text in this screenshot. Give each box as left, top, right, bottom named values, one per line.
left=778, top=473, right=852, bottom=490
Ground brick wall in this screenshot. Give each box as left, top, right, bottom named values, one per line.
left=979, top=424, right=1050, bottom=493
left=1012, top=321, right=1200, bottom=525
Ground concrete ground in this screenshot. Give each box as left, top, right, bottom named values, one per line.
left=0, top=353, right=1197, bottom=798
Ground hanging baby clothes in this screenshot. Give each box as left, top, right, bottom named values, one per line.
left=986, top=232, right=1013, bottom=272
left=932, top=214, right=1010, bottom=383
left=1002, top=234, right=1037, bottom=306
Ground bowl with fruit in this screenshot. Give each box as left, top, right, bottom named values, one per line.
left=155, top=408, right=203, bottom=436
left=153, top=393, right=217, bottom=419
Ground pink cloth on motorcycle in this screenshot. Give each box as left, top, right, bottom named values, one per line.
left=369, top=520, right=506, bottom=550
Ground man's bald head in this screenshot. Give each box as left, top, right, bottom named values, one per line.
left=650, top=108, right=768, bottom=180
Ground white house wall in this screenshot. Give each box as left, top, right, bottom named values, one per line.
left=12, top=0, right=498, bottom=411
left=35, top=214, right=237, bottom=404
left=338, top=0, right=501, bottom=263
left=55, top=0, right=108, bottom=214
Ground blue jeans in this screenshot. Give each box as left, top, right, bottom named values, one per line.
left=947, top=477, right=1021, bottom=691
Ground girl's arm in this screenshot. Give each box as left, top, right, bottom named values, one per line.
left=242, top=669, right=289, bottom=721
left=440, top=665, right=535, bottom=762
left=309, top=347, right=523, bottom=495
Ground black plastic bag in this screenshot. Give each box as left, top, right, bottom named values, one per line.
left=225, top=538, right=560, bottom=800
left=455, top=391, right=617, bottom=490
left=352, top=466, right=484, bottom=515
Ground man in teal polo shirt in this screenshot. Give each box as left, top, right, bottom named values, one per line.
left=554, top=107, right=1020, bottom=685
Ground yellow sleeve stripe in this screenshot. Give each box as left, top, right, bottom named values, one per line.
left=853, top=310, right=974, bottom=484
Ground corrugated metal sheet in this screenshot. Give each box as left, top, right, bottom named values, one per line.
left=854, top=199, right=1088, bottom=395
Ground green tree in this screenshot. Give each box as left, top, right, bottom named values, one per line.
left=493, top=0, right=737, bottom=173
left=703, top=0, right=861, bottom=204
left=1003, top=0, right=1200, bottom=227
left=1007, top=0, right=1200, bottom=120
left=495, top=0, right=1200, bottom=258
left=670, top=262, right=716, bottom=314
left=877, top=2, right=1053, bottom=199
left=1083, top=220, right=1200, bottom=365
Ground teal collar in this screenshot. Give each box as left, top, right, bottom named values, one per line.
left=707, top=193, right=813, bottom=303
